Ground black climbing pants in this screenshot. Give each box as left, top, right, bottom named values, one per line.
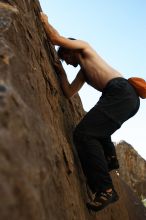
left=73, top=77, right=140, bottom=193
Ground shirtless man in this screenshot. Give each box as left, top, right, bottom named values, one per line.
left=40, top=12, right=140, bottom=212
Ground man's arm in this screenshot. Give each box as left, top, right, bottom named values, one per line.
left=54, top=61, right=85, bottom=98
left=40, top=12, right=89, bottom=50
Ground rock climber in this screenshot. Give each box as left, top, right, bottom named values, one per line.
left=40, top=12, right=140, bottom=212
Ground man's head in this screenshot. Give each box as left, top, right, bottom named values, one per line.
left=57, top=38, right=79, bottom=67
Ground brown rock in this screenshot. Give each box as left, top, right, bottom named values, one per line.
left=0, top=1, right=145, bottom=220
left=117, top=141, right=146, bottom=199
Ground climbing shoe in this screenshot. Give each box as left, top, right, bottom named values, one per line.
left=87, top=189, right=119, bottom=212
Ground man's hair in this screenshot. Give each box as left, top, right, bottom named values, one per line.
left=57, top=38, right=76, bottom=60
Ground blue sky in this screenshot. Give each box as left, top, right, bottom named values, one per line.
left=39, top=0, right=146, bottom=159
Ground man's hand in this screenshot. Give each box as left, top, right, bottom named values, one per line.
left=40, top=12, right=60, bottom=44
left=40, top=12, right=48, bottom=25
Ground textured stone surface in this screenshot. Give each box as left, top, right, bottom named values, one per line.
left=117, top=141, right=146, bottom=199
left=0, top=1, right=146, bottom=220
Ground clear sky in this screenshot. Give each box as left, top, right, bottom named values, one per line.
left=39, top=0, right=146, bottom=159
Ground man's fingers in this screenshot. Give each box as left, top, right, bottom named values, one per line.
left=40, top=12, right=48, bottom=23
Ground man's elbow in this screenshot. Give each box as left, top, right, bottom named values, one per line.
left=64, top=92, right=72, bottom=99
left=63, top=90, right=75, bottom=99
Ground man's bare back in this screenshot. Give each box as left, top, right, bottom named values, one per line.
left=78, top=47, right=123, bottom=91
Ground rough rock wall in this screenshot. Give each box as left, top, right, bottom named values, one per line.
left=0, top=1, right=146, bottom=220
left=117, top=141, right=146, bottom=198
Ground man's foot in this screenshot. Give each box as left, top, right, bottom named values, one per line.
left=107, top=156, right=120, bottom=171
left=87, top=189, right=119, bottom=212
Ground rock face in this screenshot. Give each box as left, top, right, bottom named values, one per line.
left=116, top=141, right=146, bottom=199
left=0, top=1, right=146, bottom=220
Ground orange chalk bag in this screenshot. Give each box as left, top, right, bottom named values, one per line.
left=128, top=77, right=146, bottom=99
